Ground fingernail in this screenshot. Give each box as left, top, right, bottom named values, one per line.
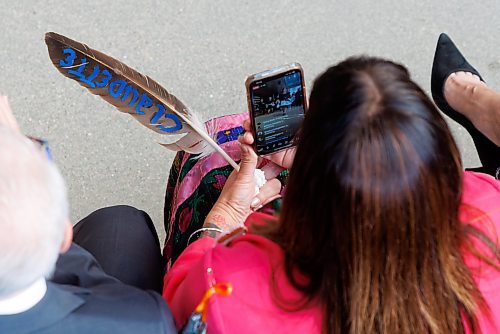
left=253, top=204, right=263, bottom=211
left=251, top=198, right=260, bottom=208
left=266, top=195, right=281, bottom=203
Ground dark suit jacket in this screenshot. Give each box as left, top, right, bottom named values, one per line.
left=0, top=244, right=177, bottom=334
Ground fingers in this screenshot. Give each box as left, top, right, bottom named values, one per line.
left=251, top=178, right=281, bottom=210
left=238, top=131, right=254, bottom=145
left=238, top=143, right=258, bottom=178
left=243, top=119, right=252, bottom=132
left=240, top=120, right=255, bottom=145
left=263, top=146, right=296, bottom=170
left=261, top=161, right=285, bottom=179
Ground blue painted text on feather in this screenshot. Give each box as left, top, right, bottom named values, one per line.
left=59, top=47, right=183, bottom=133
left=109, top=80, right=127, bottom=98
left=135, top=94, right=153, bottom=115
left=121, top=85, right=140, bottom=106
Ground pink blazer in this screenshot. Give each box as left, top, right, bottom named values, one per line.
left=163, top=172, right=499, bottom=333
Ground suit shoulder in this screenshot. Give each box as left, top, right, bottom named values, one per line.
left=47, top=283, right=176, bottom=333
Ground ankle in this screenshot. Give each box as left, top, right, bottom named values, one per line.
left=483, top=89, right=500, bottom=114
left=465, top=85, right=499, bottom=123
left=461, top=84, right=500, bottom=146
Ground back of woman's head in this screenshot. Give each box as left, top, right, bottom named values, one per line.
left=278, top=57, right=484, bottom=334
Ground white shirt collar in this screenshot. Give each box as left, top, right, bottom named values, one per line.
left=0, top=278, right=47, bottom=315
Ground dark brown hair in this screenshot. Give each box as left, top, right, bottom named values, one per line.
left=258, top=57, right=499, bottom=333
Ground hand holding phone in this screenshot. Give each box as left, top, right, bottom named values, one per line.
left=245, top=63, right=307, bottom=156
left=240, top=119, right=296, bottom=170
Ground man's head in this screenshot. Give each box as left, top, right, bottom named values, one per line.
left=0, top=127, right=70, bottom=297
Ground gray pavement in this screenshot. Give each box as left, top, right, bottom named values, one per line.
left=1, top=0, right=499, bottom=242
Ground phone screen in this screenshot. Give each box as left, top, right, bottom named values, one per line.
left=249, top=69, right=306, bottom=155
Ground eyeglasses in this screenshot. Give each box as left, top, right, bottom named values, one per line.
left=27, top=136, right=52, bottom=161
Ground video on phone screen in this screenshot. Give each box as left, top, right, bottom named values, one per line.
left=250, top=70, right=305, bottom=154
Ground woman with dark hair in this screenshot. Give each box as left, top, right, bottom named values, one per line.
left=163, top=54, right=499, bottom=333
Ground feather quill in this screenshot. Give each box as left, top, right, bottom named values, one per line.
left=44, top=32, right=238, bottom=170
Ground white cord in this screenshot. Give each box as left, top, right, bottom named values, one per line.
left=187, top=227, right=224, bottom=245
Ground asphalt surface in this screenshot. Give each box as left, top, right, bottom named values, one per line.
left=1, top=1, right=499, bottom=242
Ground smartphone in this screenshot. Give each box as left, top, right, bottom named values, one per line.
left=245, top=63, right=307, bottom=155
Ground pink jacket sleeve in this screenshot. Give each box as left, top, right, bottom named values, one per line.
left=162, top=237, right=217, bottom=329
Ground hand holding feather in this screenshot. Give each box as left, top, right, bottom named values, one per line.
left=204, top=143, right=280, bottom=233
left=44, top=32, right=239, bottom=170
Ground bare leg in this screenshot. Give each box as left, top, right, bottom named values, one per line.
left=444, top=72, right=500, bottom=146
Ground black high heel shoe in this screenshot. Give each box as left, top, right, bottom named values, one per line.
left=431, top=33, right=499, bottom=176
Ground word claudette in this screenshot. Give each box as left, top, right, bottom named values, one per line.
left=59, top=47, right=182, bottom=133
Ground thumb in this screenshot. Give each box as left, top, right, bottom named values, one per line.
left=238, top=143, right=258, bottom=177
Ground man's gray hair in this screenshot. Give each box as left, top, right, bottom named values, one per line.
left=0, top=127, right=69, bottom=297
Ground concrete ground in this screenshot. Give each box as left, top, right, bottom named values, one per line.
left=1, top=1, right=499, bottom=243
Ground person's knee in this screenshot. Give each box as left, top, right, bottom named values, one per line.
left=74, top=205, right=157, bottom=242
left=92, top=205, right=143, bottom=220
